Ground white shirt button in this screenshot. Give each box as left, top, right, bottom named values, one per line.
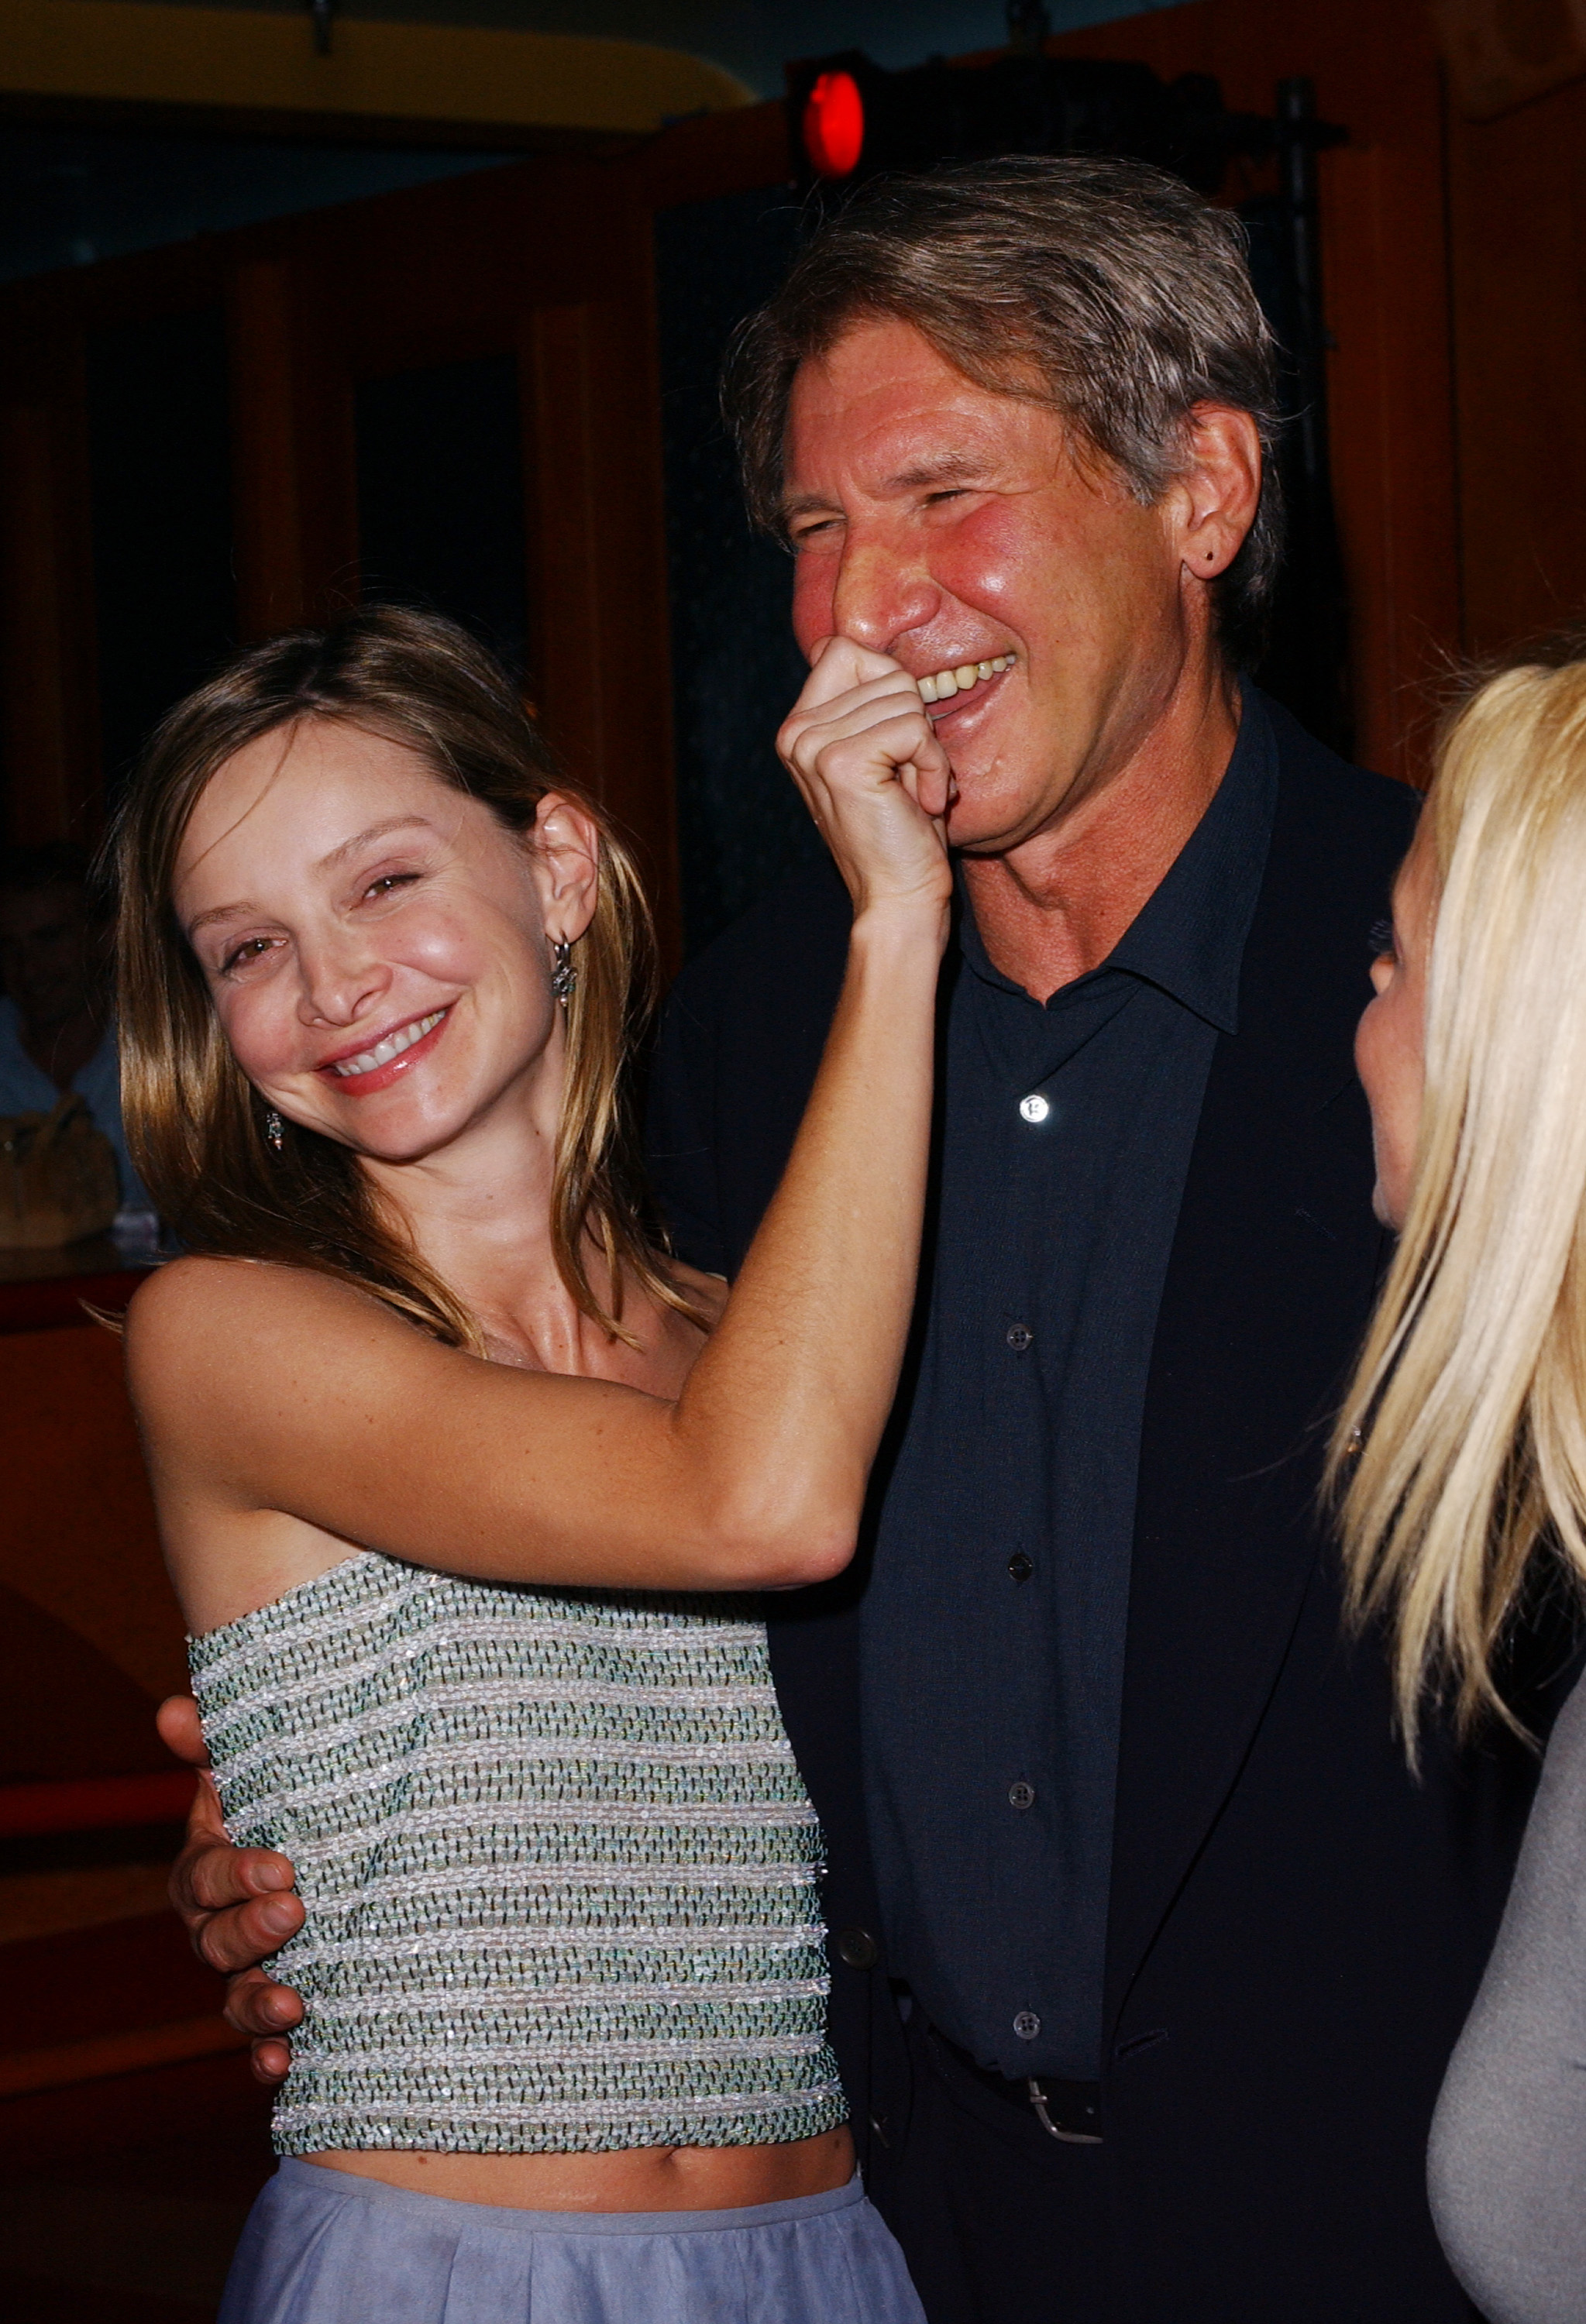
left=1019, top=1093, right=1050, bottom=1124
left=1013, top=2009, right=1041, bottom=2040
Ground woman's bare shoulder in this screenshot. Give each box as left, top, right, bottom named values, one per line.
left=124, top=1257, right=412, bottom=1408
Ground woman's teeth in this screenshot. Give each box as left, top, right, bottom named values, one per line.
left=330, top=1009, right=446, bottom=1078
left=917, top=653, right=1016, bottom=706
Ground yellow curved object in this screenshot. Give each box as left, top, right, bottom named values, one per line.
left=0, top=0, right=754, bottom=134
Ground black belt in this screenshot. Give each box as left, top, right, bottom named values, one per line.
left=934, top=2026, right=1103, bottom=2145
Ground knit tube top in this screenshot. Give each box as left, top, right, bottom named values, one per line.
left=190, top=1551, right=846, bottom=2157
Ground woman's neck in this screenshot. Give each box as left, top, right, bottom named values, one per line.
left=356, top=1078, right=663, bottom=1382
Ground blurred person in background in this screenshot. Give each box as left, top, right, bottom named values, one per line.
left=0, top=839, right=154, bottom=1229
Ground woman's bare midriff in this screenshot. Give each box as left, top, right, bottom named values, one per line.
left=304, top=2125, right=855, bottom=2211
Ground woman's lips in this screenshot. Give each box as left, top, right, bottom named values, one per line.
left=317, top=1006, right=450, bottom=1096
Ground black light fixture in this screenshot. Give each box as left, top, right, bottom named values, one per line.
left=788, top=44, right=1278, bottom=198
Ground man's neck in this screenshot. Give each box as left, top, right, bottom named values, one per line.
left=962, top=669, right=1242, bottom=1004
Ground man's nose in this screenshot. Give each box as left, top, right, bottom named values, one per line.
left=828, top=535, right=941, bottom=655
left=296, top=932, right=390, bottom=1029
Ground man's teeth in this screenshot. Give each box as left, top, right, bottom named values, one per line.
left=331, top=1009, right=446, bottom=1078
left=917, top=654, right=1016, bottom=706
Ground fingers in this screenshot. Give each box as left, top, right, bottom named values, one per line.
left=781, top=685, right=952, bottom=825
left=250, top=2037, right=293, bottom=2089
left=157, top=1693, right=210, bottom=1769
left=793, top=698, right=954, bottom=808
left=224, top=1964, right=304, bottom=2041
left=172, top=1820, right=295, bottom=1912
left=800, top=635, right=905, bottom=703
left=190, top=1884, right=305, bottom=1975
left=779, top=673, right=936, bottom=798
left=179, top=1768, right=227, bottom=1858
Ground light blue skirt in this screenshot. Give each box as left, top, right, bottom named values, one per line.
left=218, top=2158, right=926, bottom=2324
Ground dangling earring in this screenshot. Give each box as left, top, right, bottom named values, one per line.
left=549, top=937, right=577, bottom=1006
left=265, top=1108, right=284, bottom=1153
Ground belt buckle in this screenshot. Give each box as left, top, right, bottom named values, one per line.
left=1027, top=2077, right=1103, bottom=2145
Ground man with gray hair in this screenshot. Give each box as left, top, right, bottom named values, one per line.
left=644, top=158, right=1537, bottom=2318
left=175, top=160, right=1536, bottom=2318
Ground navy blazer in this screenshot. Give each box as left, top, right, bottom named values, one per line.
left=645, top=701, right=1546, bottom=2321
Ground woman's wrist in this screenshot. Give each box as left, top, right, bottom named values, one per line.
left=847, top=888, right=952, bottom=961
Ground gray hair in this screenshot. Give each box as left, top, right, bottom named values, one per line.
left=723, top=155, right=1285, bottom=667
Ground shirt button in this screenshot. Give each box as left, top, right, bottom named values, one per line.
left=1007, top=1552, right=1033, bottom=1583
left=1008, top=1779, right=1035, bottom=1810
left=834, top=1927, right=879, bottom=1970
left=1013, top=2010, right=1041, bottom=2040
left=1018, top=1093, right=1050, bottom=1123
left=1006, top=1323, right=1032, bottom=1353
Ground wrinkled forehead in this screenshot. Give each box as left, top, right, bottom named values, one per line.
left=783, top=318, right=1063, bottom=504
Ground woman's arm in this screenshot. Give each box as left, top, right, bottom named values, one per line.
left=127, top=641, right=950, bottom=1606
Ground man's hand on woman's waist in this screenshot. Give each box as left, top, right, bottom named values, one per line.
left=160, top=1692, right=301, bottom=2088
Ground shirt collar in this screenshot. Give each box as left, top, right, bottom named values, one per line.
left=957, top=683, right=1277, bottom=1035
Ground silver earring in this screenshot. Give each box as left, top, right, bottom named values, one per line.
left=549, top=938, right=577, bottom=1005
left=265, top=1108, right=284, bottom=1153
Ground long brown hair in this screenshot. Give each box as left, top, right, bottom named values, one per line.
left=110, top=606, right=697, bottom=1350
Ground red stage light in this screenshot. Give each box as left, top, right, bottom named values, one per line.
left=803, top=70, right=865, bottom=178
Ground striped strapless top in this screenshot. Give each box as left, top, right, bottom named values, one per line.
left=190, top=1550, right=846, bottom=2157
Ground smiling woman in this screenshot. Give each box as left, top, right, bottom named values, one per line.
left=104, top=603, right=941, bottom=2322
left=114, top=610, right=664, bottom=1351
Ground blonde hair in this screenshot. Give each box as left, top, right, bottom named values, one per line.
left=109, top=607, right=700, bottom=1351
left=1332, top=657, right=1586, bottom=1755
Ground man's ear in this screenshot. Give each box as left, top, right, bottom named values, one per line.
left=1172, top=404, right=1263, bottom=584
left=529, top=792, right=601, bottom=944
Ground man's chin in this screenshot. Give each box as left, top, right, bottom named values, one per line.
left=943, top=796, right=1024, bottom=857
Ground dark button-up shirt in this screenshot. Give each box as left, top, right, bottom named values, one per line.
left=859, top=693, right=1277, bottom=2080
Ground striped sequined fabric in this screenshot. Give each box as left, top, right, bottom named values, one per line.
left=190, top=1552, right=845, bottom=2157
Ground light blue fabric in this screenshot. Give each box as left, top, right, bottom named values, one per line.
left=0, top=996, right=149, bottom=1209
left=218, top=2161, right=927, bottom=2324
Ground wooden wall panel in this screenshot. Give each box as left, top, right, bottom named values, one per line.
left=0, top=381, right=101, bottom=844
left=0, top=153, right=688, bottom=947
left=525, top=288, right=678, bottom=940
left=225, top=259, right=311, bottom=638
left=1050, top=0, right=1462, bottom=785
left=1445, top=73, right=1586, bottom=655
left=0, top=1323, right=184, bottom=1708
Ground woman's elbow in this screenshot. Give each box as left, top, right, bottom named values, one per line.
left=756, top=1524, right=858, bottom=1591
left=698, top=1498, right=858, bottom=1591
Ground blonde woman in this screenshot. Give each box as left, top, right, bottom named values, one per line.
left=1340, top=654, right=1586, bottom=2324
left=112, top=607, right=943, bottom=2322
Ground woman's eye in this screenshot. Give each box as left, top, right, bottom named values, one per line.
left=363, top=872, right=420, bottom=901
left=221, top=937, right=274, bottom=975
left=1368, top=916, right=1395, bottom=959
